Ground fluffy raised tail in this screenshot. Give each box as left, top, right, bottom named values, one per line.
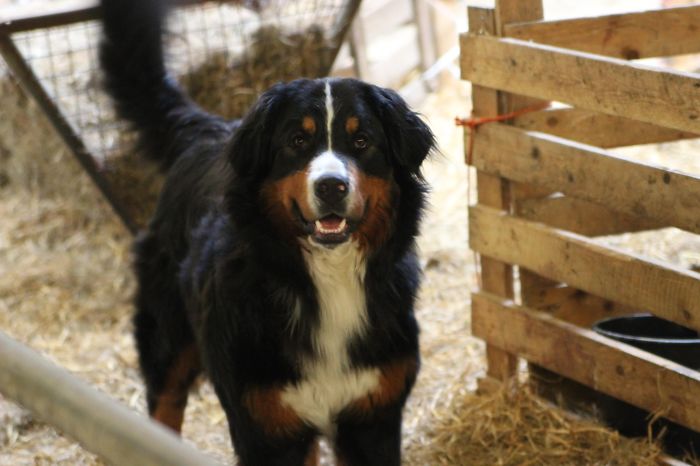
left=99, top=0, right=227, bottom=171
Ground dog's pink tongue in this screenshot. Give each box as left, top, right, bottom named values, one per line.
left=319, top=216, right=343, bottom=230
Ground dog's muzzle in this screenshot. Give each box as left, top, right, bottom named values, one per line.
left=305, top=152, right=359, bottom=246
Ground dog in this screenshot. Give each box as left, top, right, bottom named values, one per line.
left=100, top=1, right=436, bottom=464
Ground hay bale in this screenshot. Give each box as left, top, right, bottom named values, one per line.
left=184, top=24, right=328, bottom=120
left=0, top=75, right=88, bottom=199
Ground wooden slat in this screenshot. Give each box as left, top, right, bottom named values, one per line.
left=511, top=182, right=552, bottom=200
left=477, top=0, right=547, bottom=385
left=493, top=0, right=547, bottom=113
left=460, top=34, right=700, bottom=134
left=522, top=282, right=637, bottom=328
left=515, top=195, right=663, bottom=236
left=367, top=28, right=421, bottom=88
left=469, top=205, right=700, bottom=333
left=511, top=108, right=698, bottom=148
left=504, top=6, right=700, bottom=60
left=470, top=123, right=700, bottom=235
left=472, top=291, right=700, bottom=432
left=349, top=21, right=371, bottom=79
left=468, top=5, right=517, bottom=383
left=494, top=0, right=543, bottom=36
left=413, top=0, right=437, bottom=74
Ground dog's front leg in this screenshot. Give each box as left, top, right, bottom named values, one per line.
left=333, top=408, right=403, bottom=466
left=207, top=365, right=319, bottom=466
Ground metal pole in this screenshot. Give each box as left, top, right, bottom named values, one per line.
left=0, top=33, right=139, bottom=234
left=0, top=330, right=220, bottom=466
left=324, top=0, right=363, bottom=74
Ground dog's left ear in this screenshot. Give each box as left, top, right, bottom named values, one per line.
left=368, top=86, right=436, bottom=173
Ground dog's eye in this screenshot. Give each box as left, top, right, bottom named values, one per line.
left=354, top=135, right=368, bottom=150
left=291, top=133, right=307, bottom=148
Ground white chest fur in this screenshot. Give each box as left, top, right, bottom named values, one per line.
left=281, top=241, right=379, bottom=433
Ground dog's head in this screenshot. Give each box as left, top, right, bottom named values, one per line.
left=228, top=78, right=435, bottom=251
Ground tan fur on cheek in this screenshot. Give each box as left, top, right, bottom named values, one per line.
left=352, top=172, right=394, bottom=251
left=261, top=170, right=315, bottom=237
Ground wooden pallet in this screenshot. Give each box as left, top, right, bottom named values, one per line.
left=462, top=0, right=700, bottom=449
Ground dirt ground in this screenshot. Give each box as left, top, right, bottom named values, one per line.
left=1, top=0, right=699, bottom=465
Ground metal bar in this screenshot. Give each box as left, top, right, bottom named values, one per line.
left=0, top=330, right=220, bottom=466
left=0, top=33, right=138, bottom=234
left=0, top=0, right=284, bottom=34
left=0, top=1, right=100, bottom=34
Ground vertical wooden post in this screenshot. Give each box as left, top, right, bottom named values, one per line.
left=467, top=0, right=544, bottom=389
left=348, top=19, right=371, bottom=80
left=500, top=0, right=560, bottom=391
left=468, top=6, right=515, bottom=387
left=494, top=0, right=557, bottom=345
left=412, top=0, right=438, bottom=90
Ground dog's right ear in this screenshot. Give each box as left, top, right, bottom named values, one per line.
left=228, top=84, right=286, bottom=181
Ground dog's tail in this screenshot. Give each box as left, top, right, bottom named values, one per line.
left=99, top=0, right=226, bottom=171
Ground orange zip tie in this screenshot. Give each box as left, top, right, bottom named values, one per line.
left=456, top=104, right=549, bottom=165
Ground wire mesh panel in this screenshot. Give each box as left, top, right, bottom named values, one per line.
left=1, top=0, right=359, bottom=229
left=11, top=21, right=125, bottom=162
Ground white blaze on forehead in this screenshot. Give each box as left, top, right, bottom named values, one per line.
left=304, top=80, right=360, bottom=218
left=325, top=80, right=334, bottom=151
left=309, top=151, right=347, bottom=180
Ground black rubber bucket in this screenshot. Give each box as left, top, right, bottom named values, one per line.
left=593, top=313, right=700, bottom=369
left=592, top=313, right=700, bottom=455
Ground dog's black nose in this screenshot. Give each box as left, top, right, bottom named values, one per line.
left=315, top=176, right=349, bottom=205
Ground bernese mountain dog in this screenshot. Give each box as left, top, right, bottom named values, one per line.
left=99, top=1, right=436, bottom=464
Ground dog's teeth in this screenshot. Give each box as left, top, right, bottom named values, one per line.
left=315, top=218, right=347, bottom=234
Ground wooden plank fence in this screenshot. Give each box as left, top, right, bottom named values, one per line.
left=462, top=0, right=700, bottom=448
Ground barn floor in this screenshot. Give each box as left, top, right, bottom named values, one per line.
left=1, top=1, right=699, bottom=465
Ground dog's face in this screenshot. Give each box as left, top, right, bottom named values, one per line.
left=229, top=78, right=435, bottom=251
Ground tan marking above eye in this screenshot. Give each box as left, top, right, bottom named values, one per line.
left=302, top=116, right=316, bottom=135
left=345, top=116, right=359, bottom=134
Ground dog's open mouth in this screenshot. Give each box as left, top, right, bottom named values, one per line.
left=292, top=202, right=365, bottom=246
left=312, top=214, right=350, bottom=245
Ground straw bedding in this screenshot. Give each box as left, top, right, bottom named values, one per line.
left=0, top=65, right=683, bottom=464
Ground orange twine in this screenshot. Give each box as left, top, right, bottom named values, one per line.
left=456, top=104, right=549, bottom=165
